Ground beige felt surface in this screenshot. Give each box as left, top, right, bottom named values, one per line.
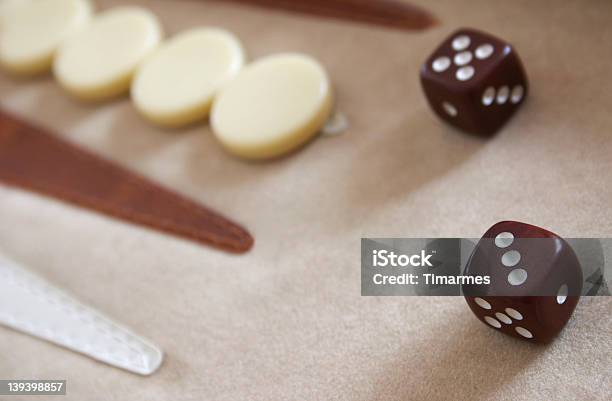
left=0, top=0, right=611, bottom=400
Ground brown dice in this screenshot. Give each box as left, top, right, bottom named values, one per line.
left=420, top=28, right=528, bottom=136
left=463, top=221, right=583, bottom=343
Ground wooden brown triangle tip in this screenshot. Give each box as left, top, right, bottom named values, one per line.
left=236, top=232, right=255, bottom=253
left=0, top=109, right=257, bottom=255
left=222, top=228, right=255, bottom=254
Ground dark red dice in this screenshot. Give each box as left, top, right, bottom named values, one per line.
left=463, top=221, right=583, bottom=343
left=420, top=28, right=528, bottom=136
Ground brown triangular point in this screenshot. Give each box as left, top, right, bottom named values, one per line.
left=0, top=109, right=253, bottom=253
left=218, top=0, right=437, bottom=31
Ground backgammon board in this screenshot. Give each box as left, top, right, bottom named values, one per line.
left=0, top=0, right=611, bottom=400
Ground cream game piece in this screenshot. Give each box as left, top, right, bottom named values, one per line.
left=132, top=28, right=245, bottom=128
left=211, top=53, right=333, bottom=160
left=0, top=0, right=92, bottom=75
left=54, top=6, right=162, bottom=101
left=0, top=0, right=28, bottom=26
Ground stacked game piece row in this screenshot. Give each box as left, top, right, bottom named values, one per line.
left=0, top=0, right=334, bottom=160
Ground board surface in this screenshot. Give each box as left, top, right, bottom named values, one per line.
left=0, top=0, right=611, bottom=400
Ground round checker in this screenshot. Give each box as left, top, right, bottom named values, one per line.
left=0, top=0, right=28, bottom=26
left=211, top=53, right=333, bottom=160
left=132, top=28, right=245, bottom=128
left=0, top=0, right=92, bottom=75
left=54, top=6, right=163, bottom=101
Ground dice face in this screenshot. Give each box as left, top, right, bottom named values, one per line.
left=420, top=28, right=528, bottom=136
left=463, top=221, right=583, bottom=343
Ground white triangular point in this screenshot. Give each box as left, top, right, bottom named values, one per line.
left=0, top=253, right=163, bottom=375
